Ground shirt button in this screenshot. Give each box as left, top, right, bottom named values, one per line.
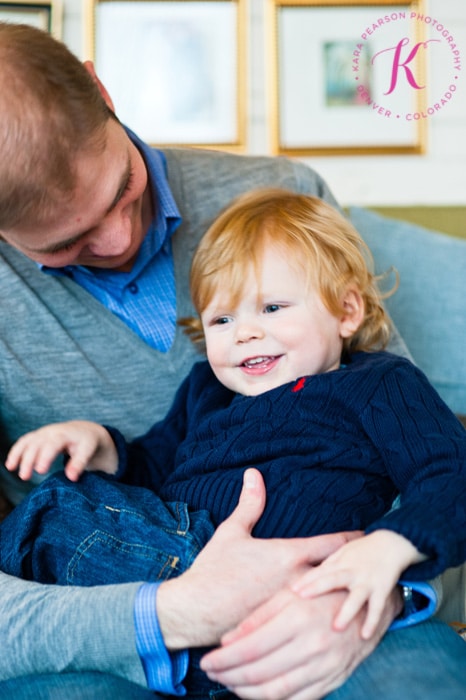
left=128, top=283, right=139, bottom=294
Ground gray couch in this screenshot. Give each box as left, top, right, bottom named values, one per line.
left=350, top=207, right=466, bottom=631
left=349, top=207, right=466, bottom=418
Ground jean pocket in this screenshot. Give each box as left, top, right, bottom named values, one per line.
left=66, top=529, right=191, bottom=585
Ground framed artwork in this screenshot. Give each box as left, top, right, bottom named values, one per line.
left=0, top=0, right=62, bottom=36
left=86, top=0, right=246, bottom=150
left=270, top=0, right=428, bottom=155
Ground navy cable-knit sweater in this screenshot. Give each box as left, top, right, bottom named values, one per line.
left=113, top=351, right=466, bottom=581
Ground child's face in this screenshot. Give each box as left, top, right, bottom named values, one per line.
left=201, top=245, right=351, bottom=396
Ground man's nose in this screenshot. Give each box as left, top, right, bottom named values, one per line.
left=87, top=214, right=131, bottom=257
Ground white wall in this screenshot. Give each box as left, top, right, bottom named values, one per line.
left=60, top=0, right=466, bottom=207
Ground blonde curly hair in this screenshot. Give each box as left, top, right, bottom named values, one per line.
left=181, top=188, right=396, bottom=354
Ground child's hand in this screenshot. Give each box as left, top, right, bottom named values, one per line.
left=5, top=420, right=118, bottom=482
left=291, top=530, right=425, bottom=639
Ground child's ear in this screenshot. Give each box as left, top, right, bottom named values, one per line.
left=339, top=288, right=365, bottom=338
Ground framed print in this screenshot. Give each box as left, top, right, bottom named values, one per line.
left=0, top=0, right=62, bottom=36
left=270, top=0, right=428, bottom=155
left=86, top=0, right=246, bottom=150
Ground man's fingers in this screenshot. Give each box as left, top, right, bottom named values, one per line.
left=220, top=589, right=292, bottom=646
left=202, top=591, right=358, bottom=700
left=202, top=591, right=295, bottom=675
left=299, top=531, right=363, bottom=566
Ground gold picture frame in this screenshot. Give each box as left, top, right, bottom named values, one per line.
left=86, top=0, right=247, bottom=151
left=0, top=0, right=62, bottom=37
left=270, top=0, right=429, bottom=156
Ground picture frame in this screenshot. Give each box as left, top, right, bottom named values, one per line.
left=270, top=0, right=428, bottom=156
left=0, top=0, right=62, bottom=37
left=86, top=0, right=247, bottom=151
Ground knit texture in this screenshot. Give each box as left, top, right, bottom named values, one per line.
left=114, top=352, right=466, bottom=582
left=0, top=147, right=347, bottom=678
left=0, top=146, right=342, bottom=505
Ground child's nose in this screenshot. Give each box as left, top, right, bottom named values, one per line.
left=235, top=320, right=265, bottom=343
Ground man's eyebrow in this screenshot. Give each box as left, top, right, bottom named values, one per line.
left=32, top=154, right=133, bottom=256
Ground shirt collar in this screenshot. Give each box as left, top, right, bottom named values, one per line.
left=127, top=125, right=181, bottom=247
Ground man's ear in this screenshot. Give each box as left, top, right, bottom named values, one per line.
left=83, top=60, right=116, bottom=112
left=339, top=288, right=365, bottom=339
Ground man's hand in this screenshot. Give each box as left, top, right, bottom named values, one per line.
left=200, top=586, right=402, bottom=700
left=157, top=468, right=359, bottom=650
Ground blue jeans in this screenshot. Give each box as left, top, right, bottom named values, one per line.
left=1, top=474, right=466, bottom=698
left=0, top=472, right=214, bottom=585
left=0, top=472, right=222, bottom=697
left=328, top=618, right=466, bottom=699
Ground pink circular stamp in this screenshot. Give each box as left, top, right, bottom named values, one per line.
left=352, top=9, right=461, bottom=121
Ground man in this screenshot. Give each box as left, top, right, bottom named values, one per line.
left=0, top=22, right=465, bottom=700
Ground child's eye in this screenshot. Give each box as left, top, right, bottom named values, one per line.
left=264, top=304, right=281, bottom=314
left=213, top=316, right=232, bottom=326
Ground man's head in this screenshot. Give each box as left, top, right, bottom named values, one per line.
left=0, top=23, right=151, bottom=270
left=0, top=22, right=112, bottom=231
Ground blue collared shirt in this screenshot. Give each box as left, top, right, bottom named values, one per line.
left=41, top=126, right=189, bottom=691
left=134, top=583, right=188, bottom=695
left=41, top=128, right=181, bottom=352
left=131, top=578, right=437, bottom=695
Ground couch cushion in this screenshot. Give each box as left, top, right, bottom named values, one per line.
left=349, top=207, right=466, bottom=415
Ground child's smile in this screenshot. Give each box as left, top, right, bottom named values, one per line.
left=201, top=243, right=357, bottom=396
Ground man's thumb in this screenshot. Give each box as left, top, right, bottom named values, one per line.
left=228, top=468, right=266, bottom=534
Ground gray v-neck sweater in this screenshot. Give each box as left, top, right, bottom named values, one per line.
left=0, top=146, right=411, bottom=684
left=0, top=146, right=369, bottom=505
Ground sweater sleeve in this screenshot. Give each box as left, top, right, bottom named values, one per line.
left=0, top=571, right=146, bottom=685
left=109, top=371, right=194, bottom=491
left=362, top=361, right=466, bottom=580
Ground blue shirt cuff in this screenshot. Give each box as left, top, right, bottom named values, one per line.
left=389, top=580, right=437, bottom=631
left=134, top=582, right=188, bottom=695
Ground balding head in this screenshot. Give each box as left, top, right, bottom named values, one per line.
left=0, top=22, right=113, bottom=232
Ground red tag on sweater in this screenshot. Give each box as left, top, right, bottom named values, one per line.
left=292, top=377, right=306, bottom=393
